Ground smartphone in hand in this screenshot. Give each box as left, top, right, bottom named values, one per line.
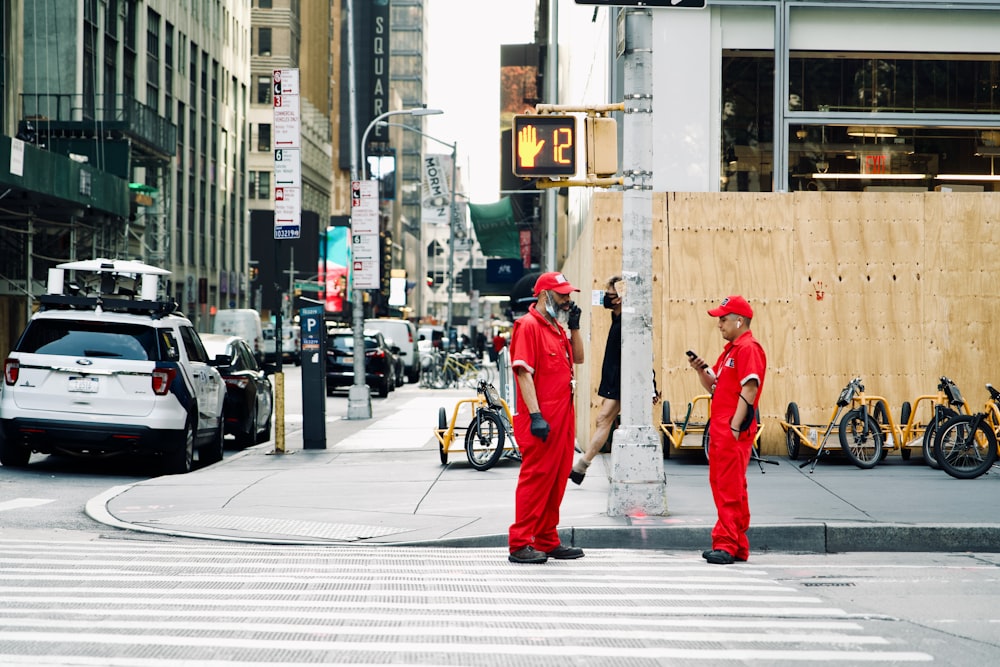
left=686, top=350, right=709, bottom=370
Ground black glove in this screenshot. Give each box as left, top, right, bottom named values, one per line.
left=529, top=412, right=550, bottom=441
left=566, top=304, right=582, bottom=330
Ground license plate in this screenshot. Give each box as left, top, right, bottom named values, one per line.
left=68, top=376, right=99, bottom=393
left=342, top=355, right=353, bottom=363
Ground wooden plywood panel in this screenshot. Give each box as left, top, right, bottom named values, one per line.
left=575, top=190, right=1000, bottom=455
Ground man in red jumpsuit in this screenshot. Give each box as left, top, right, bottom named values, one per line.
left=688, top=295, right=766, bottom=565
left=507, top=272, right=585, bottom=564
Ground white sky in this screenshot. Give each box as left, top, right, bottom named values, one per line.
left=423, top=0, right=538, bottom=204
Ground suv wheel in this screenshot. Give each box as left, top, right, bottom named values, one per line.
left=200, top=414, right=225, bottom=465
left=0, top=436, right=31, bottom=468
left=164, top=418, right=195, bottom=475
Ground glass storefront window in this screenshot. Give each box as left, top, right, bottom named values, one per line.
left=722, top=52, right=774, bottom=192
left=722, top=50, right=1000, bottom=192
left=789, top=126, right=1000, bottom=192
left=789, top=54, right=1000, bottom=114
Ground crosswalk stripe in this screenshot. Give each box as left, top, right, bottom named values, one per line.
left=0, top=618, right=891, bottom=644
left=0, top=539, right=934, bottom=663
left=0, top=498, right=55, bottom=512
left=0, top=633, right=935, bottom=661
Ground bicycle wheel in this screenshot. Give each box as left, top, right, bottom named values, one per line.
left=429, top=363, right=447, bottom=389
left=922, top=409, right=949, bottom=469
left=475, top=364, right=494, bottom=386
left=838, top=408, right=883, bottom=469
left=871, top=401, right=891, bottom=461
left=438, top=407, right=449, bottom=465
left=701, top=419, right=711, bottom=463
left=784, top=402, right=801, bottom=460
left=898, top=401, right=912, bottom=461
left=465, top=410, right=506, bottom=471
left=934, top=415, right=998, bottom=480
left=661, top=401, right=673, bottom=459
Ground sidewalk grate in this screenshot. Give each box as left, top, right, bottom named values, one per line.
left=151, top=513, right=406, bottom=541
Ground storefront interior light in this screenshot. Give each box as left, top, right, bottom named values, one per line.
left=847, top=126, right=899, bottom=138
left=811, top=173, right=927, bottom=180
left=935, top=174, right=1000, bottom=182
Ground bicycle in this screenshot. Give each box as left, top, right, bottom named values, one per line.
left=870, top=376, right=968, bottom=466
left=431, top=351, right=493, bottom=389
left=434, top=380, right=519, bottom=471
left=933, top=384, right=1000, bottom=479
left=781, top=377, right=884, bottom=471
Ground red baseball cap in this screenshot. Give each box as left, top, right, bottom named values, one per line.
left=708, top=295, right=754, bottom=319
left=532, top=272, right=580, bottom=297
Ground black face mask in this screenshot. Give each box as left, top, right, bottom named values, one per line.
left=603, top=294, right=616, bottom=309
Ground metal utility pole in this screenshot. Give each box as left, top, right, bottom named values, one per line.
left=544, top=0, right=559, bottom=270
left=445, top=141, right=458, bottom=336
left=608, top=7, right=667, bottom=517
left=345, top=0, right=371, bottom=420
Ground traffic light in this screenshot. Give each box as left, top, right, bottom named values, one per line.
left=512, top=114, right=577, bottom=178
left=379, top=231, right=392, bottom=297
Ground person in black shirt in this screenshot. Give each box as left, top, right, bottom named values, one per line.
left=570, top=276, right=622, bottom=485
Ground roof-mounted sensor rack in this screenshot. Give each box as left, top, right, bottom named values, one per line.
left=40, top=258, right=178, bottom=318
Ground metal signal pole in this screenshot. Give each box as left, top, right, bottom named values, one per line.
left=608, top=7, right=667, bottom=517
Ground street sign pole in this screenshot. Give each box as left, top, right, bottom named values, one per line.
left=345, top=0, right=371, bottom=420
left=608, top=7, right=667, bottom=517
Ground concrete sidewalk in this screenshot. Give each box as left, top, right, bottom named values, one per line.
left=88, top=385, right=1000, bottom=553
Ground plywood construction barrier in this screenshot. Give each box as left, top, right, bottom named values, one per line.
left=569, top=191, right=1000, bottom=456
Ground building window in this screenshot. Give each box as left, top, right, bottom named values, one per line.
left=721, top=53, right=774, bottom=193
left=249, top=171, right=270, bottom=199
left=784, top=52, right=1000, bottom=192
left=256, top=28, right=271, bottom=57
left=256, top=75, right=271, bottom=104
left=257, top=123, right=271, bottom=152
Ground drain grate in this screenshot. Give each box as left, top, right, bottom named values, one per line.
left=802, top=582, right=856, bottom=587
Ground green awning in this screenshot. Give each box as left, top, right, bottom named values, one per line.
left=468, top=197, right=521, bottom=259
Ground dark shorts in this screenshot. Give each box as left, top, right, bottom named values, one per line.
left=597, top=376, right=620, bottom=401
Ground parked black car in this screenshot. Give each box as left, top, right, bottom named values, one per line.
left=202, top=333, right=273, bottom=447
left=325, top=328, right=396, bottom=397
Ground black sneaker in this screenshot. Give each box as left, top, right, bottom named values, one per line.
left=546, top=545, right=585, bottom=560
left=508, top=546, right=548, bottom=564
left=702, top=549, right=747, bottom=562
left=704, top=549, right=735, bottom=565
left=569, top=469, right=586, bottom=485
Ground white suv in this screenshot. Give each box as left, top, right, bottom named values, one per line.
left=0, top=259, right=225, bottom=475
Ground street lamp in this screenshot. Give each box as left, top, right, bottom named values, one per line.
left=376, top=121, right=461, bottom=337
left=347, top=107, right=443, bottom=420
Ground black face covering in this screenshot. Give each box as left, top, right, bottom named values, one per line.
left=603, top=294, right=616, bottom=309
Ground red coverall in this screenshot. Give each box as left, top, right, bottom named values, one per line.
left=708, top=330, right=766, bottom=560
left=508, top=305, right=576, bottom=554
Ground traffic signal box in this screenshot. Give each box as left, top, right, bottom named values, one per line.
left=512, top=115, right=577, bottom=178
left=586, top=116, right=618, bottom=177
left=513, top=112, right=619, bottom=180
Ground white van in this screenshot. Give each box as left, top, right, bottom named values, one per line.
left=213, top=309, right=265, bottom=362
left=365, top=318, right=420, bottom=383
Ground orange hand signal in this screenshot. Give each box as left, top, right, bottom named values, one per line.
left=517, top=125, right=546, bottom=167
